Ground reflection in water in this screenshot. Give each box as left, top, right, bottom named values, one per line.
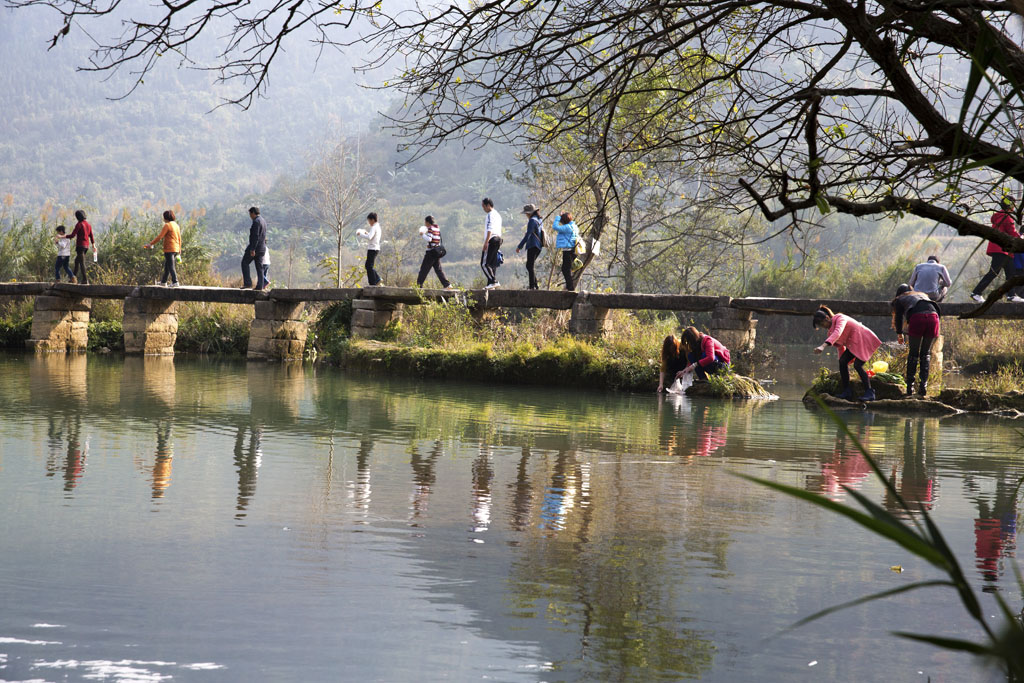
left=409, top=440, right=442, bottom=525
left=540, top=450, right=577, bottom=533
left=152, top=421, right=174, bottom=499
left=470, top=444, right=493, bottom=534
left=7, top=355, right=1024, bottom=682
left=45, top=413, right=86, bottom=494
left=884, top=419, right=938, bottom=513
left=508, top=446, right=533, bottom=532
left=232, top=424, right=262, bottom=520
left=350, top=438, right=372, bottom=521
left=972, top=478, right=1019, bottom=590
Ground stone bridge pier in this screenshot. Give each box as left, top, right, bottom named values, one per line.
left=27, top=295, right=90, bottom=352
left=123, top=297, right=178, bottom=355
left=248, top=300, right=308, bottom=361
left=351, top=297, right=401, bottom=339
left=709, top=297, right=757, bottom=353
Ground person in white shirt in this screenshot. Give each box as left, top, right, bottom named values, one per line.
left=480, top=197, right=503, bottom=288
left=53, top=225, right=75, bottom=282
left=356, top=212, right=383, bottom=286
left=908, top=255, right=952, bottom=302
left=262, top=246, right=270, bottom=286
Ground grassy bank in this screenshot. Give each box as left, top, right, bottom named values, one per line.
left=317, top=299, right=674, bottom=391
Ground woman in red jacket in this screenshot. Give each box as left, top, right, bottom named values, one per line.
left=971, top=198, right=1024, bottom=303
left=679, top=326, right=731, bottom=381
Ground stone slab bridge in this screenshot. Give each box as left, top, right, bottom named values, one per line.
left=1, top=283, right=1020, bottom=362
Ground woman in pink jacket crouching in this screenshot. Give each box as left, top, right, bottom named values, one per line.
left=812, top=306, right=882, bottom=401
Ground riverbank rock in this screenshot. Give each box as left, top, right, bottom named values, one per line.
left=938, top=388, right=1024, bottom=413
left=806, top=392, right=960, bottom=415
left=805, top=372, right=906, bottom=401
left=684, top=374, right=774, bottom=399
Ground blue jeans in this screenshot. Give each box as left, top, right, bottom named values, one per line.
left=687, top=352, right=729, bottom=380
left=241, top=250, right=266, bottom=289
left=55, top=256, right=73, bottom=281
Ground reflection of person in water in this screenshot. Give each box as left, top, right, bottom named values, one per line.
left=815, top=419, right=874, bottom=498
left=471, top=444, right=493, bottom=533
left=59, top=414, right=86, bottom=493
left=509, top=445, right=533, bottom=532
left=973, top=478, right=1018, bottom=589
left=409, top=440, right=443, bottom=525
left=233, top=424, right=262, bottom=520
left=151, top=421, right=174, bottom=499
left=352, top=438, right=373, bottom=520
left=540, top=450, right=576, bottom=533
left=691, top=406, right=728, bottom=460
left=883, top=420, right=936, bottom=513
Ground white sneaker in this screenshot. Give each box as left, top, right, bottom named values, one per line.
left=486, top=282, right=501, bottom=289
left=444, top=285, right=455, bottom=290
left=970, top=294, right=985, bottom=303
left=155, top=280, right=166, bottom=287
left=169, top=282, right=180, bottom=288
left=1007, top=295, right=1024, bottom=303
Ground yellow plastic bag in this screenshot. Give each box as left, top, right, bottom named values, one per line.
left=872, top=360, right=889, bottom=374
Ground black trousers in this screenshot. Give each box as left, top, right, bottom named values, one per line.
left=686, top=352, right=729, bottom=380
left=973, top=253, right=1017, bottom=296
left=561, top=250, right=575, bottom=291
left=417, top=248, right=450, bottom=288
left=161, top=252, right=179, bottom=284
left=838, top=349, right=871, bottom=390
left=365, top=249, right=381, bottom=285
left=525, top=247, right=541, bottom=289
left=241, top=249, right=266, bottom=289
left=73, top=246, right=89, bottom=284
left=906, top=333, right=936, bottom=386
left=481, top=236, right=502, bottom=285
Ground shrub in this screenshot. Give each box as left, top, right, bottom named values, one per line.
left=0, top=317, right=31, bottom=348
left=175, top=302, right=250, bottom=355
left=87, top=320, right=124, bottom=351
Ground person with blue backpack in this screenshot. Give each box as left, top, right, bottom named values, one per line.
left=552, top=212, right=579, bottom=291
left=515, top=204, right=544, bottom=289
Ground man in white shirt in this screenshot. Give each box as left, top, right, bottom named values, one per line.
left=356, top=212, right=383, bottom=286
left=909, top=255, right=952, bottom=302
left=480, top=198, right=503, bottom=288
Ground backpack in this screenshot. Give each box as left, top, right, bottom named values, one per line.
left=539, top=227, right=547, bottom=249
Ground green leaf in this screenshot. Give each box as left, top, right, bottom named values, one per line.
left=732, top=473, right=948, bottom=567
left=815, top=195, right=830, bottom=215
left=780, top=580, right=955, bottom=634
left=893, top=632, right=994, bottom=656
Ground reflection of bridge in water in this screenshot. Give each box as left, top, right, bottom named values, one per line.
left=3, top=282, right=1023, bottom=362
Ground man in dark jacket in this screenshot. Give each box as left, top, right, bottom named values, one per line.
left=241, top=207, right=268, bottom=290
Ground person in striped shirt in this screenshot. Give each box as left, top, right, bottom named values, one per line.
left=417, top=216, right=452, bottom=289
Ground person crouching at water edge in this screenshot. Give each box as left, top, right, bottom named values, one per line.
left=813, top=306, right=882, bottom=401
left=678, top=326, right=731, bottom=381
left=657, top=335, right=689, bottom=392
left=891, top=284, right=940, bottom=397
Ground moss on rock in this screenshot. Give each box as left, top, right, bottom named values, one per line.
left=684, top=372, right=774, bottom=399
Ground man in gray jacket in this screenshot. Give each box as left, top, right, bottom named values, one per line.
left=241, top=206, right=268, bottom=290
left=909, top=255, right=952, bottom=302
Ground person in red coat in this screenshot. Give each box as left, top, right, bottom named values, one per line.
left=678, top=326, right=731, bottom=381
left=971, top=198, right=1024, bottom=303
left=813, top=306, right=882, bottom=401
left=68, top=209, right=95, bottom=284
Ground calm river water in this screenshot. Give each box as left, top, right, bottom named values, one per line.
left=0, top=353, right=1021, bottom=682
